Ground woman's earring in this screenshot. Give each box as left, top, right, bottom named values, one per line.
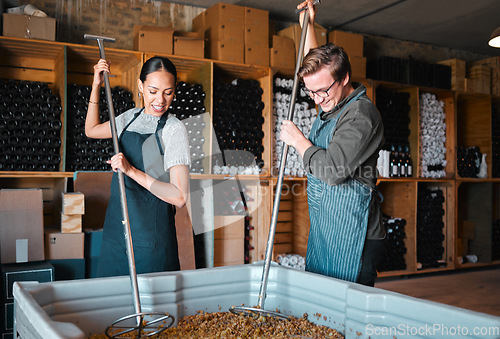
left=138, top=92, right=143, bottom=99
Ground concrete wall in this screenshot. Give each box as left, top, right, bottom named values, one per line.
left=22, top=0, right=492, bottom=62
left=24, top=0, right=205, bottom=50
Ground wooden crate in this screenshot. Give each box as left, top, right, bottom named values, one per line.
left=66, top=44, right=143, bottom=106
left=213, top=61, right=272, bottom=176
left=417, top=181, right=455, bottom=271
left=270, top=179, right=309, bottom=258
left=457, top=94, right=493, bottom=178
left=61, top=213, right=82, bottom=233
left=470, top=57, right=500, bottom=96
left=417, top=88, right=456, bottom=178
left=466, top=64, right=491, bottom=95
left=61, top=192, right=85, bottom=215
left=0, top=37, right=66, bottom=171
left=378, top=181, right=417, bottom=275
left=437, top=58, right=466, bottom=92
left=457, top=182, right=493, bottom=265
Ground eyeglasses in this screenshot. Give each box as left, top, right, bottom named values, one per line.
left=303, top=80, right=337, bottom=98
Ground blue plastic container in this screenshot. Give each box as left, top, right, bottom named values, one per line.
left=13, top=262, right=500, bottom=338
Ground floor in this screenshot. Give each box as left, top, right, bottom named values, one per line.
left=374, top=266, right=500, bottom=317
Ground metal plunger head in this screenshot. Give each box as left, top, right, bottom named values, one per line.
left=84, top=34, right=116, bottom=60
left=84, top=33, right=173, bottom=338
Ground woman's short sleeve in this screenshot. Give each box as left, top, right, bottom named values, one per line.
left=162, top=117, right=191, bottom=170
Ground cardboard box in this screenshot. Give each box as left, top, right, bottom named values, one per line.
left=244, top=7, right=268, bottom=28
left=0, top=189, right=44, bottom=264
left=204, top=3, right=244, bottom=43
left=244, top=7, right=269, bottom=47
left=206, top=21, right=244, bottom=44
left=209, top=40, right=244, bottom=63
left=61, top=214, right=82, bottom=233
left=328, top=30, right=364, bottom=57
left=173, top=31, right=204, bottom=58
left=192, top=11, right=205, bottom=34
left=270, top=35, right=296, bottom=70
left=2, top=13, right=56, bottom=41
left=245, top=25, right=269, bottom=47
left=245, top=45, right=270, bottom=67
left=204, top=3, right=244, bottom=28
left=278, top=23, right=327, bottom=56
left=437, top=58, right=466, bottom=91
left=61, top=192, right=85, bottom=215
left=349, top=55, right=367, bottom=79
left=44, top=229, right=84, bottom=260
left=133, top=25, right=174, bottom=54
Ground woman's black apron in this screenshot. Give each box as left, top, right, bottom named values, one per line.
left=97, top=110, right=180, bottom=277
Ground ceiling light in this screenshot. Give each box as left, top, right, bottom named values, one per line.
left=489, top=26, right=500, bottom=48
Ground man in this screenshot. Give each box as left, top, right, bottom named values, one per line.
left=279, top=0, right=385, bottom=286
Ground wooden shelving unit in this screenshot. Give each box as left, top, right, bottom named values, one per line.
left=1, top=36, right=499, bottom=277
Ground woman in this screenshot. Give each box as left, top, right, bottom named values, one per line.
left=85, top=56, right=190, bottom=277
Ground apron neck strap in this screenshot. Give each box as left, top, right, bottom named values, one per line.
left=119, top=108, right=144, bottom=142
left=155, top=113, right=170, bottom=156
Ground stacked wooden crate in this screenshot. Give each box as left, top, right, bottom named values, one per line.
left=44, top=192, right=85, bottom=261
left=470, top=57, right=500, bottom=96
left=466, top=64, right=491, bottom=95
left=437, top=58, right=466, bottom=92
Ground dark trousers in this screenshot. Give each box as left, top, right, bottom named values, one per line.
left=357, top=238, right=386, bottom=287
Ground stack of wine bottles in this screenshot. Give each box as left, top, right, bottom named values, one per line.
left=376, top=88, right=411, bottom=147
left=492, top=103, right=500, bottom=178
left=212, top=78, right=264, bottom=173
left=375, top=88, right=413, bottom=178
left=385, top=144, right=413, bottom=178
left=168, top=81, right=207, bottom=174
left=273, top=76, right=316, bottom=177
left=417, top=187, right=446, bottom=269
left=492, top=219, right=500, bottom=261
left=419, top=92, right=447, bottom=178
left=457, top=146, right=482, bottom=178
left=0, top=79, right=62, bottom=171
left=65, top=84, right=135, bottom=171
left=367, top=56, right=451, bottom=89
left=378, top=216, right=407, bottom=272
left=276, top=253, right=306, bottom=271
left=244, top=215, right=253, bottom=264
